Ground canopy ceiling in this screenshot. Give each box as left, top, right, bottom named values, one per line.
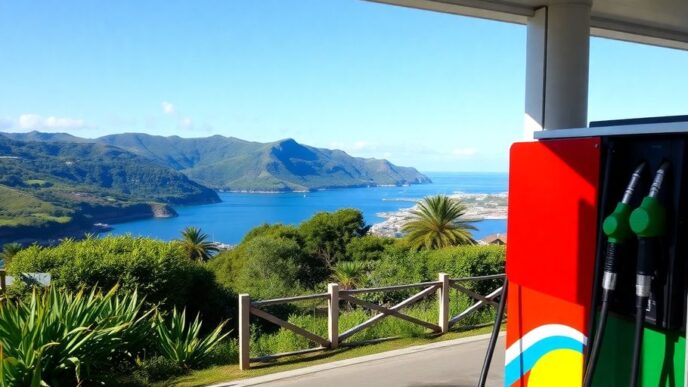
left=370, top=0, right=688, bottom=50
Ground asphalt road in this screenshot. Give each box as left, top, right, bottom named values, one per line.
left=220, top=335, right=505, bottom=387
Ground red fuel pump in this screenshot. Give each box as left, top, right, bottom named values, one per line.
left=505, top=116, right=688, bottom=387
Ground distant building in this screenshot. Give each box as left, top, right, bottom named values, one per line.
left=481, top=233, right=507, bottom=245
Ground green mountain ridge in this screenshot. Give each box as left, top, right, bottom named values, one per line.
left=6, top=131, right=431, bottom=191
left=0, top=135, right=220, bottom=243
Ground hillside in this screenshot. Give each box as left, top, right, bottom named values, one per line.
left=0, top=136, right=220, bottom=243
left=94, top=133, right=431, bottom=191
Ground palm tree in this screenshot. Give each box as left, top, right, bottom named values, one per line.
left=331, top=261, right=367, bottom=290
left=178, top=226, right=219, bottom=262
left=402, top=195, right=477, bottom=250
left=0, top=243, right=22, bottom=267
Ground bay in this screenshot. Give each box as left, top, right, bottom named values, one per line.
left=108, top=172, right=508, bottom=243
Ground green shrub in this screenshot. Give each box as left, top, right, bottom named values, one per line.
left=206, top=338, right=239, bottom=366
left=155, top=308, right=229, bottom=370
left=135, top=356, right=184, bottom=383
left=232, top=235, right=305, bottom=300
left=0, top=286, right=154, bottom=386
left=7, top=235, right=234, bottom=328
left=345, top=235, right=394, bottom=262
left=424, top=245, right=505, bottom=294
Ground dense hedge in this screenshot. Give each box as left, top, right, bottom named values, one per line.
left=7, top=235, right=234, bottom=327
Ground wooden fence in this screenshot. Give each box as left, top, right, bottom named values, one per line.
left=238, top=272, right=506, bottom=370
left=0, top=269, right=6, bottom=304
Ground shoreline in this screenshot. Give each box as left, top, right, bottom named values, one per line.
left=370, top=192, right=508, bottom=238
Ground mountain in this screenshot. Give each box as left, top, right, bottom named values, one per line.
left=0, top=135, right=220, bottom=243
left=94, top=133, right=432, bottom=191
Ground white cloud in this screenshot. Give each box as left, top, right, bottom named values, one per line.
left=353, top=140, right=373, bottom=151
left=161, top=101, right=175, bottom=115
left=16, top=114, right=89, bottom=131
left=178, top=117, right=193, bottom=130
left=451, top=147, right=477, bottom=157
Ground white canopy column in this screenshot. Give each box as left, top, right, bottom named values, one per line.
left=525, top=2, right=591, bottom=134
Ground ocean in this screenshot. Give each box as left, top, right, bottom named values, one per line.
left=108, top=172, right=508, bottom=244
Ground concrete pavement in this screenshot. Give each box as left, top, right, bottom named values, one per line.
left=213, top=333, right=505, bottom=387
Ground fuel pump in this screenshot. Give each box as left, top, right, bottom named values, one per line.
left=583, top=162, right=646, bottom=387
left=628, top=161, right=670, bottom=387
left=505, top=117, right=688, bottom=387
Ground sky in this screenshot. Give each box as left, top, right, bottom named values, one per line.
left=1, top=0, right=688, bottom=172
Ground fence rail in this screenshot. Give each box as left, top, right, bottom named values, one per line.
left=238, top=272, right=506, bottom=370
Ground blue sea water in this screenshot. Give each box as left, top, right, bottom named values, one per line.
left=108, top=172, right=508, bottom=243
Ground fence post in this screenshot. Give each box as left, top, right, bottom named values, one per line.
left=439, top=273, right=450, bottom=333
left=239, top=294, right=251, bottom=370
left=328, top=283, right=339, bottom=349
left=0, top=269, right=5, bottom=296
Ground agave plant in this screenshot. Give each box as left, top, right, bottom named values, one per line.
left=332, top=261, right=367, bottom=290
left=0, top=286, right=154, bottom=386
left=155, top=308, right=229, bottom=370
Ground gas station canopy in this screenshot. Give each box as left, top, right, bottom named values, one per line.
left=372, top=0, right=688, bottom=51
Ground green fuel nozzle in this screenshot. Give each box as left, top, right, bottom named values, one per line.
left=603, top=161, right=646, bottom=243
left=630, top=161, right=669, bottom=277
left=631, top=161, right=669, bottom=237
left=628, top=161, right=670, bottom=387
left=599, top=162, right=646, bottom=293
left=584, top=161, right=648, bottom=387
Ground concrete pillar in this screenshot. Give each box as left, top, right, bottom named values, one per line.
left=438, top=273, right=450, bottom=333
left=328, top=283, right=340, bottom=349
left=239, top=294, right=251, bottom=370
left=525, top=2, right=591, bottom=136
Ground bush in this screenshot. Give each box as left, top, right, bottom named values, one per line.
left=424, top=245, right=505, bottom=294
left=0, top=286, right=154, bottom=386
left=135, top=356, right=184, bottom=383
left=155, top=308, right=229, bottom=370
left=345, top=235, right=394, bottom=262
left=0, top=285, right=233, bottom=385
left=206, top=338, right=239, bottom=366
left=7, top=235, right=234, bottom=328
left=299, top=208, right=367, bottom=268
left=230, top=235, right=306, bottom=300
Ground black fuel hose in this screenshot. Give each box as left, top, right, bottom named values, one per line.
left=583, top=243, right=617, bottom=387
left=477, top=279, right=508, bottom=387
left=583, top=162, right=646, bottom=387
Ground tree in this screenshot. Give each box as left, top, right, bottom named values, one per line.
left=233, top=235, right=304, bottom=299
left=402, top=195, right=476, bottom=250
left=299, top=208, right=367, bottom=268
left=346, top=235, right=394, bottom=261
left=331, top=261, right=367, bottom=290
left=178, top=226, right=219, bottom=262
left=1, top=243, right=22, bottom=267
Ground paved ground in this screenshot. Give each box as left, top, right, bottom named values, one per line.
left=214, top=334, right=505, bottom=387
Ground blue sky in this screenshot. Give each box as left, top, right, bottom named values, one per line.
left=1, top=0, right=687, bottom=172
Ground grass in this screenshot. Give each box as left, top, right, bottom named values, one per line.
left=162, top=324, right=497, bottom=387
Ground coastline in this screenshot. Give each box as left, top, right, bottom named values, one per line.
left=370, top=192, right=508, bottom=238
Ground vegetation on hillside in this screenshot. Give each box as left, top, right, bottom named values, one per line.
left=2, top=208, right=503, bottom=385
left=0, top=286, right=228, bottom=386
left=3, top=131, right=431, bottom=192
left=0, top=135, right=219, bottom=242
